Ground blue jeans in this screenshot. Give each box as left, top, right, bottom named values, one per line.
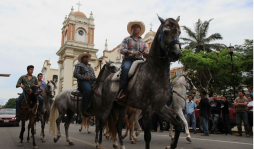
left=236, top=112, right=250, bottom=135
left=210, top=114, right=220, bottom=132
left=200, top=116, right=209, bottom=134
left=187, top=112, right=196, bottom=131
left=119, top=59, right=134, bottom=91
left=78, top=81, right=93, bottom=112
left=16, top=93, right=24, bottom=115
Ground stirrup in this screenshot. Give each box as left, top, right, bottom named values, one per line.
left=115, top=89, right=123, bottom=100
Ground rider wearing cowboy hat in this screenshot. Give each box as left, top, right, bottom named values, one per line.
left=116, top=20, right=149, bottom=100
left=73, top=52, right=96, bottom=116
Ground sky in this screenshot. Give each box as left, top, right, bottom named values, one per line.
left=0, top=0, right=253, bottom=105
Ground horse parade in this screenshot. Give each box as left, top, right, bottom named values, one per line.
left=0, top=1, right=253, bottom=149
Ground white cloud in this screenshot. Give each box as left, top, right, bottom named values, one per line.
left=0, top=0, right=252, bottom=103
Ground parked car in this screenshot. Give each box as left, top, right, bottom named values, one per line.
left=0, top=108, right=19, bottom=126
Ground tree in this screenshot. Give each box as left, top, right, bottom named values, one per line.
left=3, top=98, right=17, bottom=108
left=181, top=49, right=244, bottom=97
left=181, top=18, right=226, bottom=53
left=234, top=39, right=253, bottom=87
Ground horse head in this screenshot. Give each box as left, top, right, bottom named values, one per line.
left=181, top=75, right=197, bottom=93
left=46, top=80, right=56, bottom=98
left=105, top=60, right=120, bottom=73
left=157, top=15, right=182, bottom=62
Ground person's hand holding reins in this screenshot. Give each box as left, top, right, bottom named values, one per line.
left=85, top=76, right=91, bottom=81
left=20, top=85, right=25, bottom=89
left=133, top=51, right=141, bottom=55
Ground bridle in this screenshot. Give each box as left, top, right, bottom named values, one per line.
left=148, top=21, right=181, bottom=59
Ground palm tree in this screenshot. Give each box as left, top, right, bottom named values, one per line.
left=181, top=18, right=226, bottom=53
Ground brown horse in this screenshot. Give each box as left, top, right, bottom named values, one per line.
left=19, top=86, right=41, bottom=149
left=122, top=107, right=142, bottom=144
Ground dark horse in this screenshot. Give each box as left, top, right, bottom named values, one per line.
left=49, top=61, right=119, bottom=146
left=97, top=16, right=182, bottom=149
left=19, top=86, right=41, bottom=149
left=39, top=80, right=56, bottom=142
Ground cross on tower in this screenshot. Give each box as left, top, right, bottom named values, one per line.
left=76, top=1, right=82, bottom=11
left=149, top=23, right=153, bottom=31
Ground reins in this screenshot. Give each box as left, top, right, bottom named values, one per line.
left=173, top=75, right=193, bottom=102
left=22, top=90, right=38, bottom=115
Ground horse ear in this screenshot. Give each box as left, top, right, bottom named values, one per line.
left=157, top=14, right=165, bottom=24
left=176, top=16, right=180, bottom=22
left=47, top=80, right=50, bottom=84
left=105, top=60, right=108, bottom=64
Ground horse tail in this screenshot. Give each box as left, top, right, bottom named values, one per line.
left=106, top=102, right=118, bottom=141
left=49, top=101, right=58, bottom=136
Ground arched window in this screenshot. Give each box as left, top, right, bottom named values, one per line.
left=76, top=29, right=85, bottom=42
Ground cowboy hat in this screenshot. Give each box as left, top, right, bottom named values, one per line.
left=127, top=20, right=145, bottom=36
left=78, top=52, right=91, bottom=62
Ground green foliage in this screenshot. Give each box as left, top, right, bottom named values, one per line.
left=181, top=48, right=244, bottom=95
left=181, top=18, right=226, bottom=53
left=3, top=98, right=17, bottom=108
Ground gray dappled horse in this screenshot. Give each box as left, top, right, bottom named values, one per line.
left=168, top=75, right=197, bottom=142
left=39, top=80, right=56, bottom=142
left=98, top=16, right=183, bottom=149
left=49, top=61, right=119, bottom=145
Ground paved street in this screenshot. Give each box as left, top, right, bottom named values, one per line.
left=0, top=122, right=252, bottom=149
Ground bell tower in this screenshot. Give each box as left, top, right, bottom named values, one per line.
left=56, top=6, right=99, bottom=92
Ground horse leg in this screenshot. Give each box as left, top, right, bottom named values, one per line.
left=27, top=122, right=31, bottom=143
left=54, top=113, right=64, bottom=143
left=95, top=119, right=100, bottom=148
left=41, top=115, right=46, bottom=142
left=98, top=119, right=105, bottom=149
left=122, top=115, right=128, bottom=139
left=116, top=107, right=126, bottom=149
left=169, top=123, right=174, bottom=140
left=156, top=105, right=181, bottom=149
left=87, top=117, right=91, bottom=134
left=142, top=111, right=151, bottom=149
left=134, top=109, right=142, bottom=137
left=31, top=117, right=38, bottom=149
left=19, top=120, right=25, bottom=145
left=129, top=114, right=136, bottom=144
left=177, top=110, right=191, bottom=142
left=65, top=109, right=74, bottom=145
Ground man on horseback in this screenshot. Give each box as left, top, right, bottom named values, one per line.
left=16, top=65, right=39, bottom=121
left=36, top=73, right=53, bottom=121
left=73, top=52, right=96, bottom=116
left=116, top=20, right=149, bottom=100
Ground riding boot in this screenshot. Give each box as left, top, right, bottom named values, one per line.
left=115, top=89, right=126, bottom=101
left=16, top=114, right=20, bottom=122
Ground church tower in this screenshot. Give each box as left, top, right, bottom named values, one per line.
left=56, top=5, right=99, bottom=92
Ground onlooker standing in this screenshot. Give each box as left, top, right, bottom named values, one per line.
left=234, top=91, right=250, bottom=137
left=248, top=87, right=253, bottom=96
left=152, top=113, right=163, bottom=132
left=199, top=91, right=210, bottom=136
left=185, top=95, right=197, bottom=134
left=210, top=93, right=221, bottom=134
left=221, top=96, right=232, bottom=135
left=247, top=96, right=253, bottom=135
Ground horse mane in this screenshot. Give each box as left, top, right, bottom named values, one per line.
left=171, top=74, right=186, bottom=87
left=50, top=80, right=57, bottom=89
left=93, top=62, right=112, bottom=89
left=167, top=18, right=180, bottom=29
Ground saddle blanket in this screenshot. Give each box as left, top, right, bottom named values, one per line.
left=110, top=60, right=144, bottom=93
left=70, top=90, right=82, bottom=101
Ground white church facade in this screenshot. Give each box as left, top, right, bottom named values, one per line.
left=41, top=5, right=161, bottom=97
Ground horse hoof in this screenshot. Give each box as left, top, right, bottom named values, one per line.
left=69, top=141, right=75, bottom=145
left=106, top=136, right=109, bottom=140
left=131, top=140, right=136, bottom=144
left=171, top=137, right=174, bottom=141
left=134, top=138, right=138, bottom=142
left=88, top=131, right=91, bottom=134
left=53, top=137, right=57, bottom=143
left=42, top=138, right=46, bottom=142
left=186, top=137, right=192, bottom=142
left=165, top=146, right=171, bottom=149
left=79, top=129, right=81, bottom=132
left=135, top=132, right=140, bottom=136
left=33, top=146, right=39, bottom=149
left=113, top=144, right=118, bottom=149
left=19, top=143, right=23, bottom=146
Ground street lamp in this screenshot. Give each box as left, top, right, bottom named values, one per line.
left=99, top=57, right=102, bottom=71
left=228, top=44, right=236, bottom=100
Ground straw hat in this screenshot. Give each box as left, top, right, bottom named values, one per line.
left=127, top=20, right=145, bottom=36
left=78, top=52, right=91, bottom=62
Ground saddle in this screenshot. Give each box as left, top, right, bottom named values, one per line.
left=70, top=89, right=83, bottom=101
left=110, top=60, right=144, bottom=93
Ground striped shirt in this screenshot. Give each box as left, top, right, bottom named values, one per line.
left=120, top=36, right=149, bottom=59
